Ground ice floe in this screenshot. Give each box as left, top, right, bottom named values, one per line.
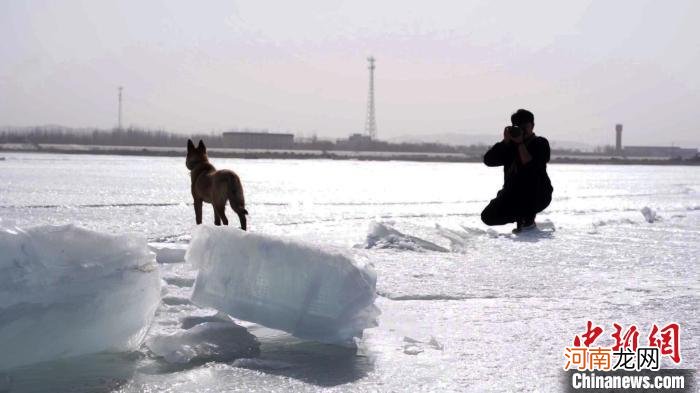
left=641, top=206, right=660, bottom=223
left=0, top=223, right=160, bottom=370
left=146, top=321, right=259, bottom=364
left=365, top=221, right=448, bottom=252
left=149, top=242, right=188, bottom=264
left=402, top=336, right=443, bottom=355
left=187, top=225, right=380, bottom=346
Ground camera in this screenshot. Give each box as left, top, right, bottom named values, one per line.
left=508, top=126, right=522, bottom=138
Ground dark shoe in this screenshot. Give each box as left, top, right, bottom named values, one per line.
left=512, top=217, right=536, bottom=234
left=519, top=222, right=537, bottom=232
left=512, top=219, right=523, bottom=234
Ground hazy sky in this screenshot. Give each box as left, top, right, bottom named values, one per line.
left=1, top=0, right=699, bottom=147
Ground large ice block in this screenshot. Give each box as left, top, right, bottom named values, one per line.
left=187, top=225, right=379, bottom=345
left=0, top=223, right=161, bottom=370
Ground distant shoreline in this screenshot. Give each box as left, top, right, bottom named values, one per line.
left=1, top=143, right=698, bottom=165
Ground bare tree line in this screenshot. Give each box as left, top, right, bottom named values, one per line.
left=0, top=126, right=489, bottom=154
left=0, top=126, right=224, bottom=148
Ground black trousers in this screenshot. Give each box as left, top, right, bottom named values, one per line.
left=481, top=186, right=552, bottom=226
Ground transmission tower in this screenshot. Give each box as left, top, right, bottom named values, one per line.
left=117, top=86, right=123, bottom=130
left=364, top=56, right=377, bottom=139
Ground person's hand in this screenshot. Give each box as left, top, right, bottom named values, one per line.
left=510, top=132, right=524, bottom=144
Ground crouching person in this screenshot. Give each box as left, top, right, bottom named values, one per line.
left=481, top=109, right=553, bottom=233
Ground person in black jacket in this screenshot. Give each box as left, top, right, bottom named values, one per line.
left=481, top=109, right=553, bottom=233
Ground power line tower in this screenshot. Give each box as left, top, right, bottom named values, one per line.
left=364, top=56, right=377, bottom=139
left=117, top=86, right=123, bottom=130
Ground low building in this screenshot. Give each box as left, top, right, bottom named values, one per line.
left=622, top=146, right=698, bottom=159
left=336, top=133, right=374, bottom=150
left=222, top=131, right=294, bottom=150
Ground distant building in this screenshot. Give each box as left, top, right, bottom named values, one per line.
left=336, top=133, right=374, bottom=150
left=222, top=131, right=294, bottom=150
left=622, top=146, right=698, bottom=159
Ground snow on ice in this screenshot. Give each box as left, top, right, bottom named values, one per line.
left=186, top=225, right=380, bottom=346
left=0, top=223, right=161, bottom=370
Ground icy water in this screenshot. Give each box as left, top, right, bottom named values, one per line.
left=0, top=152, right=698, bottom=392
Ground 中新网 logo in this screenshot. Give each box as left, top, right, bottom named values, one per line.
left=563, top=321, right=681, bottom=371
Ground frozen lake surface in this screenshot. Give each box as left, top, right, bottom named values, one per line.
left=0, top=152, right=698, bottom=392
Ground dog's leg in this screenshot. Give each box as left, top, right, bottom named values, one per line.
left=215, top=205, right=229, bottom=226
left=213, top=205, right=221, bottom=226
left=237, top=212, right=247, bottom=231
left=194, top=198, right=203, bottom=225
left=232, top=206, right=247, bottom=231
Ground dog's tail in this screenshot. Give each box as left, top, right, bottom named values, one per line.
left=226, top=174, right=246, bottom=212
left=227, top=173, right=248, bottom=230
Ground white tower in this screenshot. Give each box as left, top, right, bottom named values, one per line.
left=364, top=57, right=377, bottom=139
left=117, top=86, right=123, bottom=130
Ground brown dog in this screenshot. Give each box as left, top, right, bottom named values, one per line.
left=186, top=139, right=247, bottom=230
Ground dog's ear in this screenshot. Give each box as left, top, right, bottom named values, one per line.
left=187, top=139, right=195, bottom=152
left=198, top=139, right=206, bottom=152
